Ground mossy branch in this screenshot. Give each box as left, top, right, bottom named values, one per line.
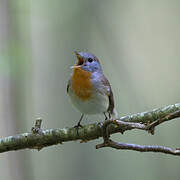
left=0, top=103, right=180, bottom=155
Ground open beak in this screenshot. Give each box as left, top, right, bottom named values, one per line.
left=71, top=51, right=85, bottom=69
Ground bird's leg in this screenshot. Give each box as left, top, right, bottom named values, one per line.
left=108, top=112, right=112, bottom=119
left=77, top=114, right=84, bottom=127
left=74, top=114, right=84, bottom=135
left=104, top=112, right=108, bottom=120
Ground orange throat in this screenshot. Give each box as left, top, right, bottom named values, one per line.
left=72, top=68, right=93, bottom=101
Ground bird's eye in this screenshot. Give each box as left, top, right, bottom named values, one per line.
left=88, top=58, right=93, bottom=63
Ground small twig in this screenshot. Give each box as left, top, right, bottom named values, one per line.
left=96, top=140, right=180, bottom=155
left=145, top=109, right=180, bottom=134
left=31, top=118, right=43, bottom=134
left=96, top=110, right=180, bottom=155
left=31, top=118, right=43, bottom=151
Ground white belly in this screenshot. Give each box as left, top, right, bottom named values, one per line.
left=68, top=90, right=109, bottom=114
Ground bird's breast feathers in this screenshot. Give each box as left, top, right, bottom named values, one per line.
left=71, top=68, right=93, bottom=101
left=68, top=68, right=109, bottom=114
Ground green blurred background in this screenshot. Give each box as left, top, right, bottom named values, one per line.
left=0, top=0, right=180, bottom=179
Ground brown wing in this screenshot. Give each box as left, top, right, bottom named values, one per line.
left=100, top=75, right=114, bottom=114
left=107, top=87, right=114, bottom=114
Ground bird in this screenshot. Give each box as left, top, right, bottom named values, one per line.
left=67, top=51, right=117, bottom=128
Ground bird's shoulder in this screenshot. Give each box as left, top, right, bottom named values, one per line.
left=91, top=73, right=110, bottom=95
left=92, top=73, right=114, bottom=113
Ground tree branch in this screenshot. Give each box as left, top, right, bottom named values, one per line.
left=96, top=109, right=180, bottom=155
left=0, top=103, right=180, bottom=155
left=96, top=141, right=180, bottom=155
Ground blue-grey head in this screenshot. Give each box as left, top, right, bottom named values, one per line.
left=72, top=51, right=102, bottom=73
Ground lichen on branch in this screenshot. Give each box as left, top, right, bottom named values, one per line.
left=0, top=103, right=180, bottom=155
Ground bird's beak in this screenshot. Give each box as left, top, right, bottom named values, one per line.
left=71, top=51, right=85, bottom=69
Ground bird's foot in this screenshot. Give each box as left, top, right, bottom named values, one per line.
left=104, top=112, right=108, bottom=120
